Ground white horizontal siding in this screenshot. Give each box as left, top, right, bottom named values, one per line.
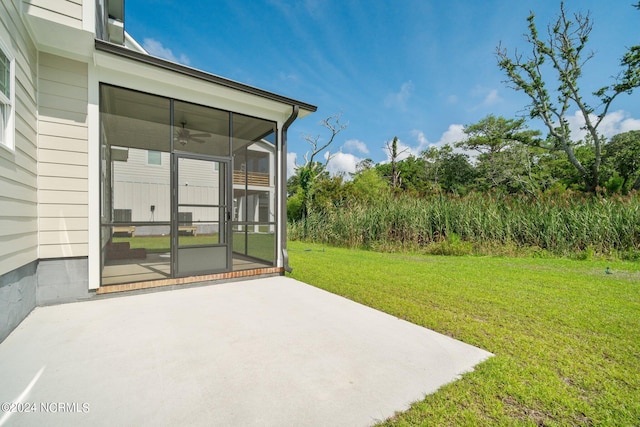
left=112, top=148, right=170, bottom=184
left=39, top=134, right=87, bottom=153
left=38, top=149, right=87, bottom=166
left=112, top=150, right=222, bottom=224
left=0, top=233, right=38, bottom=260
left=39, top=189, right=88, bottom=204
left=39, top=243, right=87, bottom=258
left=38, top=52, right=89, bottom=258
left=24, top=0, right=83, bottom=29
left=39, top=176, right=87, bottom=192
left=0, top=0, right=39, bottom=276
left=113, top=181, right=171, bottom=222
left=39, top=163, right=88, bottom=179
left=39, top=217, right=88, bottom=231
left=40, top=230, right=87, bottom=245
left=39, top=120, right=87, bottom=140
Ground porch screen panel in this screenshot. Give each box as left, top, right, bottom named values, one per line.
left=100, top=85, right=171, bottom=285
left=232, top=113, right=277, bottom=269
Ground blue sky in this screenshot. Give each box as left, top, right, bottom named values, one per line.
left=126, top=0, right=639, bottom=176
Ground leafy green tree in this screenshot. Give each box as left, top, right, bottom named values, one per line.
left=604, top=130, right=640, bottom=193
left=349, top=168, right=390, bottom=202
left=457, top=115, right=540, bottom=155
left=456, top=115, right=541, bottom=194
left=422, top=145, right=475, bottom=194
left=496, top=3, right=640, bottom=192
left=376, top=155, right=429, bottom=195
left=286, top=192, right=304, bottom=222
left=312, top=175, right=349, bottom=211
left=536, top=144, right=595, bottom=191
left=354, top=158, right=375, bottom=173
left=397, top=156, right=429, bottom=194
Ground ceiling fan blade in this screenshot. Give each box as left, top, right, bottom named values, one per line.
left=189, top=133, right=211, bottom=138
left=191, top=138, right=207, bottom=144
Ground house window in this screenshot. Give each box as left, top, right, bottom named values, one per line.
left=0, top=40, right=14, bottom=150
left=147, top=150, right=161, bottom=165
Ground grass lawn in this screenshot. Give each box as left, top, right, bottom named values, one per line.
left=287, top=241, right=640, bottom=426
left=113, top=233, right=275, bottom=261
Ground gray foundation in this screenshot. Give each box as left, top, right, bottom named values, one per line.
left=1, top=257, right=92, bottom=343
left=0, top=261, right=38, bottom=343
left=36, top=257, right=92, bottom=306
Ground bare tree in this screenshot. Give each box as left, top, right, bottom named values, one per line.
left=300, top=113, right=348, bottom=166
left=293, top=113, right=347, bottom=227
left=385, top=136, right=408, bottom=190
left=496, top=2, right=640, bottom=192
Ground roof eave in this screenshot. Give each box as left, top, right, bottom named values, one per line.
left=94, top=39, right=317, bottom=115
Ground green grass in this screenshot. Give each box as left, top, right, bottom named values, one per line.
left=113, top=232, right=275, bottom=262
left=287, top=241, right=640, bottom=426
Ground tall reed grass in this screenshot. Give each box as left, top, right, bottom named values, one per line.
left=288, top=192, right=640, bottom=258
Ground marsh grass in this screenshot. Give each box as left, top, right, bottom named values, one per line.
left=287, top=241, right=640, bottom=426
left=289, top=192, right=640, bottom=259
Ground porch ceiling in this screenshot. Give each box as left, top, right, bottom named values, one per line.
left=101, top=85, right=276, bottom=153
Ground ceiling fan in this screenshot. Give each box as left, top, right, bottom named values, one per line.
left=175, top=121, right=211, bottom=145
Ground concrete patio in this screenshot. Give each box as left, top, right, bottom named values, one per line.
left=0, top=277, right=492, bottom=426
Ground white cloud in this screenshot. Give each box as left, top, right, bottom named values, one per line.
left=279, top=72, right=299, bottom=84
left=437, top=124, right=467, bottom=146
left=287, top=152, right=298, bottom=178
left=620, top=117, right=640, bottom=133
left=482, top=89, right=501, bottom=106
left=381, top=125, right=468, bottom=163
left=324, top=151, right=362, bottom=178
left=343, top=139, right=369, bottom=154
left=142, top=38, right=191, bottom=65
left=470, top=86, right=502, bottom=109
left=384, top=81, right=414, bottom=110
left=566, top=110, right=640, bottom=141
left=411, top=124, right=467, bottom=150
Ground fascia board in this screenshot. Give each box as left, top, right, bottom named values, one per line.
left=94, top=50, right=301, bottom=123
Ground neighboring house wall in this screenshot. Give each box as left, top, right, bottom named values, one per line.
left=112, top=149, right=223, bottom=234
left=113, top=149, right=171, bottom=223
left=0, top=0, right=40, bottom=341
left=38, top=52, right=89, bottom=259
left=23, top=0, right=83, bottom=29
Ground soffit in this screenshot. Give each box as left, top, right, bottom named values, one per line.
left=22, top=8, right=94, bottom=60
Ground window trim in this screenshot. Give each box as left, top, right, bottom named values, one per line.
left=0, top=37, right=15, bottom=152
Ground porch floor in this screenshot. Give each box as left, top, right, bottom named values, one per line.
left=0, top=277, right=491, bottom=426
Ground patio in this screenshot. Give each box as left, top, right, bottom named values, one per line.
left=0, top=277, right=491, bottom=426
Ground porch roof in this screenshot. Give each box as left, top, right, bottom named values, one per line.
left=95, top=39, right=317, bottom=117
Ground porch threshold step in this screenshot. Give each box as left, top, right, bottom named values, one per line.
left=96, top=267, right=284, bottom=295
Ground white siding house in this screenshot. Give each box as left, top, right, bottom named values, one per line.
left=38, top=52, right=89, bottom=259
left=0, top=0, right=39, bottom=339
left=0, top=0, right=316, bottom=342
